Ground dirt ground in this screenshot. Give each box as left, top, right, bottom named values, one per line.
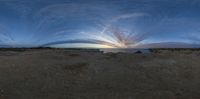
left=0, top=49, right=200, bottom=99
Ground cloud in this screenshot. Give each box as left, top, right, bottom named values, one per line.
left=111, top=13, right=147, bottom=23
left=0, top=25, right=14, bottom=43
left=41, top=26, right=151, bottom=48
left=0, top=0, right=199, bottom=48
left=41, top=39, right=120, bottom=48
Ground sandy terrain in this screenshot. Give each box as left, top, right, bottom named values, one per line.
left=0, top=49, right=200, bottom=99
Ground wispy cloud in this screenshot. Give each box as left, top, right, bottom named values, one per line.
left=111, top=13, right=147, bottom=23
left=0, top=0, right=199, bottom=48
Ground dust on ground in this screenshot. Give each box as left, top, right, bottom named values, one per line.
left=0, top=49, right=200, bottom=99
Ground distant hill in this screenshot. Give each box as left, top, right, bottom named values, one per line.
left=135, top=42, right=200, bottom=48
left=0, top=45, right=11, bottom=48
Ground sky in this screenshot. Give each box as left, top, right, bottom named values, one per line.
left=0, top=0, right=200, bottom=48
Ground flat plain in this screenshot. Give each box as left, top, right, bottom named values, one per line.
left=0, top=48, right=199, bottom=99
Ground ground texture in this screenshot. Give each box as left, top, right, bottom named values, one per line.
left=0, top=49, right=200, bottom=99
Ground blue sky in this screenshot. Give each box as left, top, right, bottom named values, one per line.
left=0, top=0, right=200, bottom=48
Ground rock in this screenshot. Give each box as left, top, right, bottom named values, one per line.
left=135, top=50, right=142, bottom=54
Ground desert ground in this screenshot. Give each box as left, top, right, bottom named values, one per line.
left=0, top=48, right=200, bottom=99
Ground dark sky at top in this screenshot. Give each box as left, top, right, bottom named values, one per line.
left=0, top=0, right=200, bottom=48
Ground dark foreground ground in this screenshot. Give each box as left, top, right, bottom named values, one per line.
left=0, top=48, right=200, bottom=99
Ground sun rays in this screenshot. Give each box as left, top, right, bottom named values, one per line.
left=41, top=26, right=147, bottom=48
left=0, top=2, right=149, bottom=48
